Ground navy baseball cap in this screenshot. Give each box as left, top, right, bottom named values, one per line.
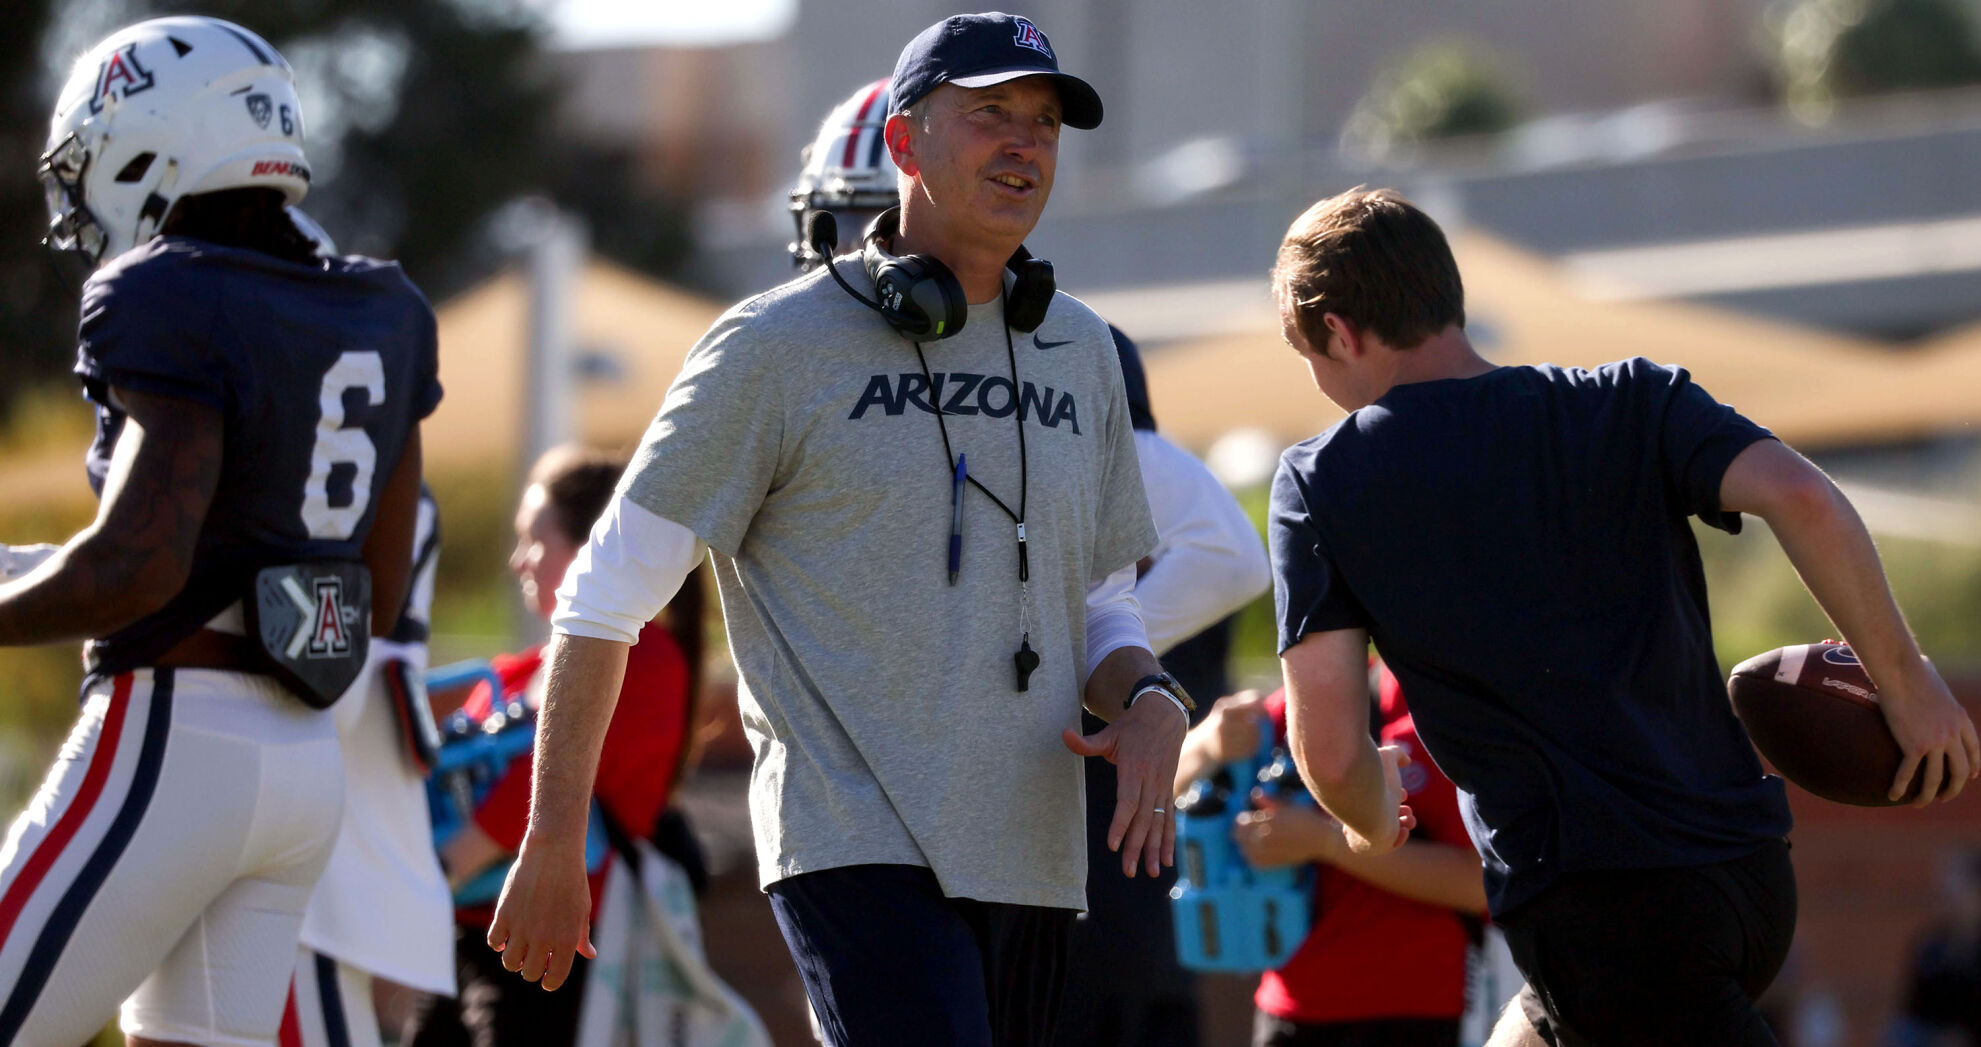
left=889, top=12, right=1103, bottom=129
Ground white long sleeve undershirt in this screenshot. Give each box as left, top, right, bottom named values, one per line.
left=1131, top=429, right=1270, bottom=655
left=550, top=495, right=703, bottom=645
left=553, top=493, right=1152, bottom=679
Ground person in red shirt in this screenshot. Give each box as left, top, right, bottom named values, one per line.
left=1174, top=669, right=1486, bottom=1047
left=404, top=445, right=705, bottom=1047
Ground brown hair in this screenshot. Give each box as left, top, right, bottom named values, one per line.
left=526, top=445, right=710, bottom=709
left=1271, top=187, right=1464, bottom=353
left=528, top=445, right=623, bottom=547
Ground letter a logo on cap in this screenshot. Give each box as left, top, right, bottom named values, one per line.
left=1012, top=18, right=1053, bottom=59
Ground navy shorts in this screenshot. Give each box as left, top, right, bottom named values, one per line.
left=767, top=864, right=1077, bottom=1047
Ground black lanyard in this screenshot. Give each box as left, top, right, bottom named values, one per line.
left=909, top=284, right=1040, bottom=691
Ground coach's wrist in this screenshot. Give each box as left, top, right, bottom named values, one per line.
left=1128, top=684, right=1190, bottom=725
left=518, top=810, right=591, bottom=858
left=1124, top=671, right=1195, bottom=720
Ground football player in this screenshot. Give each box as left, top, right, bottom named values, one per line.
left=269, top=210, right=454, bottom=1047
left=0, top=17, right=439, bottom=1046
left=787, top=78, right=899, bottom=268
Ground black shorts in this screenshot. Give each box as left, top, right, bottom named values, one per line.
left=1500, top=839, right=1797, bottom=1047
left=767, top=863, right=1077, bottom=1047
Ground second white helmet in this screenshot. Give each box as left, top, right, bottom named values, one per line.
left=39, top=16, right=308, bottom=267
left=789, top=79, right=900, bottom=269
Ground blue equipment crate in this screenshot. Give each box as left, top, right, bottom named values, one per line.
left=1169, top=718, right=1312, bottom=973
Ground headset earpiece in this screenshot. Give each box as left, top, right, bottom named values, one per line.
left=847, top=207, right=1055, bottom=340
left=862, top=208, right=969, bottom=341
left=1003, top=245, right=1054, bottom=333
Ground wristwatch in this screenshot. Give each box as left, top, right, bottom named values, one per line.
left=1124, top=671, right=1196, bottom=714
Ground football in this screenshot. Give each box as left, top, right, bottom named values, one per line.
left=1727, top=642, right=1924, bottom=807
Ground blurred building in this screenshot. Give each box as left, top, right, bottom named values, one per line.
left=544, top=40, right=789, bottom=203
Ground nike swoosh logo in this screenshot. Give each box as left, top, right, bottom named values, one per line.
left=1034, top=335, right=1074, bottom=350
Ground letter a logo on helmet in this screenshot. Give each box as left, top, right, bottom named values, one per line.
left=88, top=45, right=155, bottom=115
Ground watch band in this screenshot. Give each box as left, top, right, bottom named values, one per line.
left=1131, top=685, right=1190, bottom=721
left=1125, top=671, right=1197, bottom=713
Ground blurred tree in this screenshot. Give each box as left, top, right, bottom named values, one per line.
left=1, top=0, right=694, bottom=416
left=1340, top=41, right=1525, bottom=164
left=1769, top=0, right=1981, bottom=121
left=0, top=0, right=76, bottom=424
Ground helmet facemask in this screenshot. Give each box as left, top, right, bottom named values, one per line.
left=38, top=132, right=109, bottom=265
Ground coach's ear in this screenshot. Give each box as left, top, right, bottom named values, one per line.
left=885, top=112, right=920, bottom=177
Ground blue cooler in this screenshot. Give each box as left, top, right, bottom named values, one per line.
left=1170, top=719, right=1312, bottom=972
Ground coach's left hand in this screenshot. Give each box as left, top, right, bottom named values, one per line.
left=1065, top=662, right=1189, bottom=878
left=487, top=829, right=597, bottom=991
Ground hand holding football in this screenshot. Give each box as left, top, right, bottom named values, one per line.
left=1727, top=642, right=1923, bottom=807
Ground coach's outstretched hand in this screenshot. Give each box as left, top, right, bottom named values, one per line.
left=487, top=833, right=597, bottom=992
left=1064, top=694, right=1189, bottom=879
left=1067, top=647, right=1190, bottom=879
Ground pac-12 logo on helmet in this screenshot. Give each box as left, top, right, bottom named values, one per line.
left=788, top=78, right=901, bottom=270
left=39, top=16, right=309, bottom=268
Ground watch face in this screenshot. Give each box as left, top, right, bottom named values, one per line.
left=1160, top=673, right=1196, bottom=711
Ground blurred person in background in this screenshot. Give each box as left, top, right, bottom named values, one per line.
left=1892, top=847, right=1981, bottom=1047
left=404, top=445, right=706, bottom=1047
left=1174, top=673, right=1486, bottom=1047
left=1268, top=187, right=1977, bottom=1047
left=490, top=13, right=1184, bottom=1046
left=1061, top=327, right=1269, bottom=1047
left=790, top=78, right=1268, bottom=1046
left=0, top=16, right=436, bottom=1045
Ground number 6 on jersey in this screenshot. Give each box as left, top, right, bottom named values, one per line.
left=304, top=350, right=384, bottom=539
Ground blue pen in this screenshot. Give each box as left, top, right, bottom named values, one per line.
left=948, top=454, right=967, bottom=584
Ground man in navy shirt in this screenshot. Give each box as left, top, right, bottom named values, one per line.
left=1266, top=188, right=1977, bottom=1047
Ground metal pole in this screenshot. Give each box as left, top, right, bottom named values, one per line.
left=516, top=200, right=587, bottom=645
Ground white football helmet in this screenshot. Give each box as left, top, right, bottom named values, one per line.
left=39, top=16, right=309, bottom=267
left=789, top=78, right=900, bottom=269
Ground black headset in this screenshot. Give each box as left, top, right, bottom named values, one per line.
left=808, top=207, right=1054, bottom=340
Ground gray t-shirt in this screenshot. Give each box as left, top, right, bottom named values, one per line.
left=621, top=262, right=1157, bottom=910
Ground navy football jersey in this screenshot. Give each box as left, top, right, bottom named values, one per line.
left=74, top=236, right=443, bottom=676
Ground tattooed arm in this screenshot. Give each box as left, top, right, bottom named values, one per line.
left=0, top=389, right=222, bottom=645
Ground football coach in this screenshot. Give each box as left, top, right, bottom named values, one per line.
left=488, top=12, right=1190, bottom=1046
